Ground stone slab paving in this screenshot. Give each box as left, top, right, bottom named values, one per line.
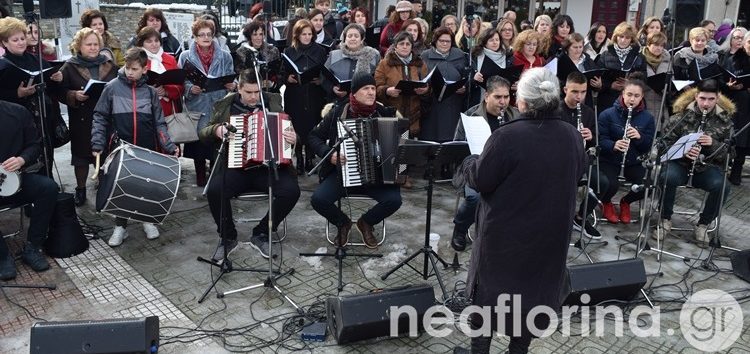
left=2, top=134, right=750, bottom=353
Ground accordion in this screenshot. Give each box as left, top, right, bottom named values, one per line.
left=228, top=111, right=293, bottom=168
left=337, top=117, right=409, bottom=187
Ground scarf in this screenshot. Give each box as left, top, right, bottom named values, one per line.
left=348, top=95, right=376, bottom=118
left=69, top=54, right=108, bottom=80
left=554, top=34, right=566, bottom=44
left=146, top=47, right=166, bottom=74
left=613, top=45, right=632, bottom=66
left=398, top=52, right=413, bottom=66
left=483, top=47, right=506, bottom=68
left=340, top=45, right=378, bottom=75
left=619, top=95, right=645, bottom=114
left=642, top=47, right=663, bottom=70
left=196, top=44, right=214, bottom=73
left=316, top=29, right=326, bottom=44
left=676, top=47, right=719, bottom=69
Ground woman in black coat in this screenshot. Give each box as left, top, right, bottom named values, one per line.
left=722, top=29, right=750, bottom=185
left=458, top=67, right=585, bottom=354
left=420, top=26, right=468, bottom=143
left=594, top=22, right=646, bottom=114
left=281, top=19, right=327, bottom=173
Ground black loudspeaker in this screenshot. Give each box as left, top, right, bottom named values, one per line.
left=675, top=0, right=705, bottom=27
left=561, top=259, right=646, bottom=306
left=39, top=0, right=72, bottom=19
left=30, top=316, right=159, bottom=354
left=730, top=250, right=750, bottom=283
left=327, top=284, right=435, bottom=344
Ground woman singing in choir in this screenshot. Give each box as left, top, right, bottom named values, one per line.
left=58, top=27, right=117, bottom=206
left=281, top=19, right=327, bottom=174
left=324, top=23, right=380, bottom=103
left=641, top=32, right=671, bottom=121
left=595, top=22, right=646, bottom=114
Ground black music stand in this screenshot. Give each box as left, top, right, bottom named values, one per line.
left=381, top=140, right=470, bottom=300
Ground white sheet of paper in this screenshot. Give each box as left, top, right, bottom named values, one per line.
left=672, top=80, right=694, bottom=91
left=460, top=113, right=492, bottom=155
left=544, top=57, right=558, bottom=75
left=660, top=132, right=702, bottom=162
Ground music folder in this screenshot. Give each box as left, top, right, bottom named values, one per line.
left=603, top=67, right=632, bottom=82
left=183, top=61, right=237, bottom=92
left=0, top=60, right=63, bottom=86
left=478, top=60, right=522, bottom=88
left=722, top=68, right=750, bottom=87
left=365, top=26, right=381, bottom=48
left=431, top=68, right=466, bottom=102
left=82, top=79, right=108, bottom=97
left=646, top=72, right=668, bottom=93
left=395, top=66, right=436, bottom=95
left=281, top=53, right=322, bottom=85
left=321, top=66, right=351, bottom=91
left=146, top=68, right=186, bottom=87
left=688, top=61, right=723, bottom=82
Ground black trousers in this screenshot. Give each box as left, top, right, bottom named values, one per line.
left=310, top=173, right=402, bottom=227
left=0, top=173, right=58, bottom=259
left=206, top=165, right=300, bottom=240
left=599, top=162, right=645, bottom=204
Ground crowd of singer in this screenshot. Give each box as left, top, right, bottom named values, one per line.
left=0, top=2, right=748, bottom=353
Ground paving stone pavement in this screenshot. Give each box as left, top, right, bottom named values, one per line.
left=2, top=125, right=750, bottom=353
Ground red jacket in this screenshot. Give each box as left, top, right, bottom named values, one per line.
left=512, top=51, right=545, bottom=71
left=379, top=21, right=403, bottom=56
left=146, top=52, right=183, bottom=116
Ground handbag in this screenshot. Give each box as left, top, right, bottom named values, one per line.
left=49, top=101, right=70, bottom=148
left=165, top=97, right=202, bottom=143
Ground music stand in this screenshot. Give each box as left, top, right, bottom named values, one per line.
left=381, top=141, right=470, bottom=300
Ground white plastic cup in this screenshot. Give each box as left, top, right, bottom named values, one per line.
left=429, top=233, right=440, bottom=253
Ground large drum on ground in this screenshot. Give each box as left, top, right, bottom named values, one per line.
left=96, top=142, right=181, bottom=224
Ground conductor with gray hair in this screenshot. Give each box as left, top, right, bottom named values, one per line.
left=456, top=68, right=586, bottom=354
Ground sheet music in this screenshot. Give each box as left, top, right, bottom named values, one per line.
left=460, top=113, right=491, bottom=155
left=544, top=57, right=558, bottom=75
left=660, top=132, right=702, bottom=162
left=672, top=80, right=694, bottom=91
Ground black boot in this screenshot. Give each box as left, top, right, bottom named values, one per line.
left=451, top=226, right=468, bottom=251
left=730, top=156, right=744, bottom=186
left=74, top=187, right=86, bottom=206
left=296, top=157, right=305, bottom=175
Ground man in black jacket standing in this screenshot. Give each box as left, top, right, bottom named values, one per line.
left=0, top=100, right=58, bottom=280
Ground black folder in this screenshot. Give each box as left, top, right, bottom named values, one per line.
left=281, top=53, right=322, bottom=85
left=688, top=61, right=723, bottom=81
left=82, top=79, right=108, bottom=97
left=146, top=69, right=186, bottom=87
left=478, top=60, right=522, bottom=88
left=183, top=61, right=237, bottom=92
left=646, top=72, right=668, bottom=93
left=395, top=67, right=436, bottom=95
left=723, top=68, right=750, bottom=87
left=430, top=68, right=466, bottom=102
left=321, top=66, right=351, bottom=91
left=0, top=59, right=63, bottom=86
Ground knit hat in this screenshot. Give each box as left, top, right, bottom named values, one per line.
left=395, top=1, right=412, bottom=12
left=350, top=72, right=376, bottom=94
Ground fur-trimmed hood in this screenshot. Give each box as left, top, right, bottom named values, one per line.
left=321, top=102, right=403, bottom=118
left=672, top=87, right=736, bottom=116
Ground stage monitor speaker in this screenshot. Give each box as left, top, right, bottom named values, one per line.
left=30, top=316, right=159, bottom=354
left=730, top=250, right=750, bottom=283
left=39, top=0, right=72, bottom=19
left=327, top=284, right=435, bottom=344
left=675, top=0, right=705, bottom=27
left=561, top=259, right=646, bottom=306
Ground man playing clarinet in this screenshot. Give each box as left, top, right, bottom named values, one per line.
left=199, top=70, right=300, bottom=262
left=309, top=72, right=403, bottom=249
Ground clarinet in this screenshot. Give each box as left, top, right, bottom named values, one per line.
left=618, top=105, right=633, bottom=181
left=576, top=102, right=584, bottom=147
left=687, top=110, right=707, bottom=187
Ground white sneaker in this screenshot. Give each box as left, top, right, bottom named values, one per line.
left=108, top=226, right=129, bottom=247
left=694, top=224, right=709, bottom=245
left=653, top=219, right=671, bottom=241
left=143, top=223, right=160, bottom=240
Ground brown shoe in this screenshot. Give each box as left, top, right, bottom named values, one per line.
left=335, top=221, right=352, bottom=247
left=356, top=218, right=378, bottom=249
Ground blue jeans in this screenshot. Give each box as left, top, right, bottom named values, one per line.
left=311, top=174, right=402, bottom=227
left=0, top=173, right=58, bottom=259
left=658, top=161, right=729, bottom=225
left=453, top=185, right=479, bottom=233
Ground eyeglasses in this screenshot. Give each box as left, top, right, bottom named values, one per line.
left=437, top=39, right=451, bottom=44
left=732, top=36, right=744, bottom=40
left=196, top=32, right=213, bottom=38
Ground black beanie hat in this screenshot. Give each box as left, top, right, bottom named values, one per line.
left=350, top=72, right=376, bottom=94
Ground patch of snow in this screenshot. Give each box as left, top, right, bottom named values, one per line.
left=302, top=247, right=327, bottom=270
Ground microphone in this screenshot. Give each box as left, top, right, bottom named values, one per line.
left=223, top=122, right=237, bottom=133
left=338, top=118, right=360, bottom=144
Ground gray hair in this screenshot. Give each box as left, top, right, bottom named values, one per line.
left=721, top=18, right=734, bottom=26
left=516, top=68, right=560, bottom=113
left=718, top=26, right=747, bottom=53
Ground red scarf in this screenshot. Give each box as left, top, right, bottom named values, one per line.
left=348, top=95, right=377, bottom=118
left=619, top=95, right=645, bottom=113
left=197, top=44, right=214, bottom=73
left=554, top=34, right=566, bottom=44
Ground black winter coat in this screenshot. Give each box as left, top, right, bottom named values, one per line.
left=281, top=43, right=327, bottom=142
left=420, top=48, right=468, bottom=142
left=594, top=45, right=646, bottom=113
left=464, top=112, right=585, bottom=336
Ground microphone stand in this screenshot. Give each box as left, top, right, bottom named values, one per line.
left=217, top=54, right=300, bottom=313
left=700, top=121, right=750, bottom=270
left=570, top=145, right=608, bottom=264
left=25, top=12, right=51, bottom=179
left=300, top=115, right=383, bottom=293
